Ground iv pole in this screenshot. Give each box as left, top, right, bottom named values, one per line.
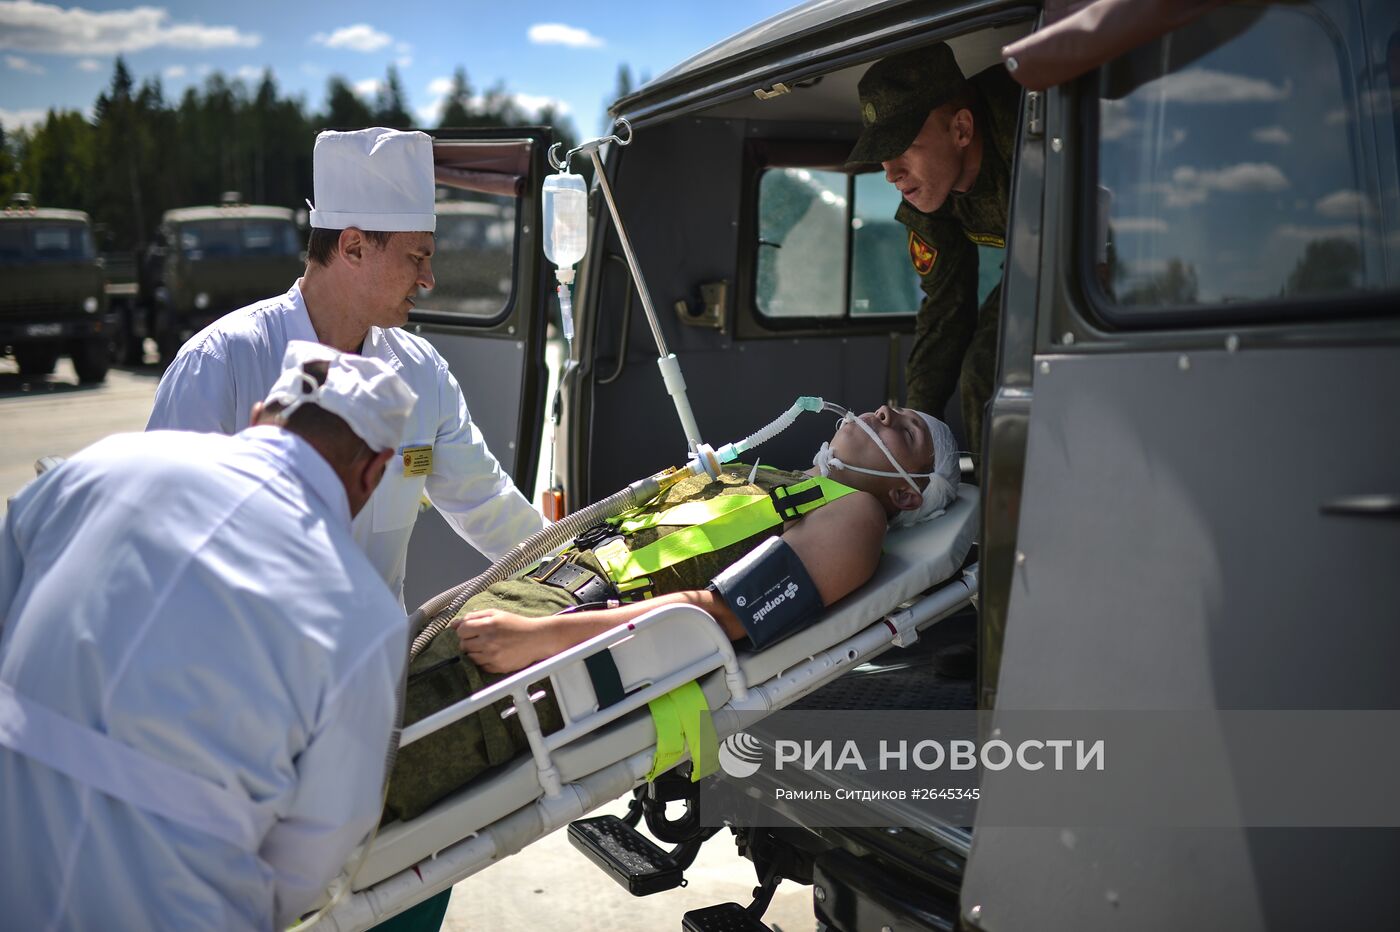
left=549, top=119, right=705, bottom=455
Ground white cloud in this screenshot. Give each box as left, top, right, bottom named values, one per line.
left=1157, top=68, right=1290, bottom=104
left=1315, top=189, right=1375, bottom=219
left=513, top=92, right=570, bottom=116
left=5, top=53, right=42, bottom=73
left=1145, top=162, right=1290, bottom=208
left=527, top=23, right=603, bottom=48
left=1273, top=222, right=1360, bottom=242
left=75, top=56, right=99, bottom=71
left=353, top=77, right=381, bottom=98
left=299, top=62, right=322, bottom=77
left=162, top=64, right=185, bottom=79
left=1251, top=125, right=1291, bottom=145
left=0, top=1, right=259, bottom=54
left=195, top=63, right=210, bottom=76
left=1100, top=99, right=1137, bottom=142
left=0, top=106, right=48, bottom=130
left=427, top=76, right=453, bottom=96
left=234, top=64, right=263, bottom=82
left=1112, top=217, right=1169, bottom=234
left=312, top=24, right=392, bottom=53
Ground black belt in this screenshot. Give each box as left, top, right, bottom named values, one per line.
left=528, top=555, right=620, bottom=606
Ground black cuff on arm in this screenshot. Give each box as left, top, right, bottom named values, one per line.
left=708, top=536, right=823, bottom=650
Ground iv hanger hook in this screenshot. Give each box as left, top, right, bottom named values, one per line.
left=548, top=118, right=635, bottom=172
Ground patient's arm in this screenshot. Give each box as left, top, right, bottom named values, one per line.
left=455, top=490, right=889, bottom=673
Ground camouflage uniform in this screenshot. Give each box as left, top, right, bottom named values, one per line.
left=849, top=46, right=1020, bottom=456
left=387, top=465, right=819, bottom=822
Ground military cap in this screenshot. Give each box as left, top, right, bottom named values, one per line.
left=846, top=44, right=968, bottom=167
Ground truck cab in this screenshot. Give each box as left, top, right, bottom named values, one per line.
left=134, top=198, right=304, bottom=363
left=0, top=196, right=109, bottom=384
left=374, top=1, right=1399, bottom=928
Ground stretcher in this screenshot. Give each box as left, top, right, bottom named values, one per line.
left=308, top=484, right=980, bottom=931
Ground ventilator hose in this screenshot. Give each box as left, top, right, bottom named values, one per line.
left=720, top=395, right=825, bottom=464
left=408, top=474, right=664, bottom=660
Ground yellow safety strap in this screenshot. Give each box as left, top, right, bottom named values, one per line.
left=613, top=494, right=764, bottom=534
left=646, top=689, right=687, bottom=782
left=598, top=476, right=855, bottom=586
left=646, top=680, right=719, bottom=782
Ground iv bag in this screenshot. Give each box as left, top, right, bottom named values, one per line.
left=542, top=172, right=588, bottom=270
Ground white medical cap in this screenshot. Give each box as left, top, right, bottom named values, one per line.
left=889, top=410, right=960, bottom=528
left=308, top=127, right=437, bottom=233
left=263, top=340, right=418, bottom=453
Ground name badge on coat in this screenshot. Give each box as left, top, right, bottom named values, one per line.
left=401, top=445, right=433, bottom=477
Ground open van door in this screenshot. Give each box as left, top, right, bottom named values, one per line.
left=967, top=1, right=1400, bottom=928
left=402, top=127, right=556, bottom=608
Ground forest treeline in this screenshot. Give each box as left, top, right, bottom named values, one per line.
left=0, top=59, right=636, bottom=254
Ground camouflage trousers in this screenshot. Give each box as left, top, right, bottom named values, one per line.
left=384, top=564, right=601, bottom=823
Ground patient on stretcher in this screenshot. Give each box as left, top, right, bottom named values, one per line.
left=385, top=405, right=959, bottom=821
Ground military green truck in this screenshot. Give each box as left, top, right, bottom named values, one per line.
left=0, top=196, right=110, bottom=384
left=125, top=199, right=303, bottom=364
left=367, top=0, right=1399, bottom=930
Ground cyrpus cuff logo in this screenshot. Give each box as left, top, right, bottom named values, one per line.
left=752, top=581, right=801, bottom=624
left=718, top=732, right=764, bottom=778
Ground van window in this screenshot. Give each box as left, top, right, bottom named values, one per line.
left=412, top=192, right=516, bottom=319
left=757, top=167, right=921, bottom=319
left=1090, top=2, right=1396, bottom=318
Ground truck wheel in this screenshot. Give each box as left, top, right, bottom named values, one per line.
left=72, top=337, right=110, bottom=384
left=14, top=343, right=60, bottom=377
left=120, top=313, right=146, bottom=366
left=156, top=331, right=182, bottom=369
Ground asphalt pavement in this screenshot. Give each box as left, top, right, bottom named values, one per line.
left=0, top=355, right=815, bottom=931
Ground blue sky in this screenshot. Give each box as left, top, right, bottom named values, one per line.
left=0, top=0, right=796, bottom=136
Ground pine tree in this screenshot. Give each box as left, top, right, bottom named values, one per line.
left=374, top=65, right=413, bottom=128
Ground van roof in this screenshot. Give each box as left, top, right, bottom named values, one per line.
left=163, top=204, right=295, bottom=224
left=0, top=207, right=90, bottom=224
left=611, top=0, right=1025, bottom=126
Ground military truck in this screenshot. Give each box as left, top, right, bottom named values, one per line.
left=0, top=196, right=110, bottom=384
left=125, top=197, right=303, bottom=364
left=317, top=1, right=1397, bottom=928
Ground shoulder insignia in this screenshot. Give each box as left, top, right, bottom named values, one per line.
left=908, top=230, right=937, bottom=275
left=965, top=230, right=1006, bottom=248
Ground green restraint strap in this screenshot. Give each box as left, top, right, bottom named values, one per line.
left=646, top=681, right=719, bottom=783
left=598, top=475, right=855, bottom=587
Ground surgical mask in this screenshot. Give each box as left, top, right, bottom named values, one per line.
left=811, top=402, right=935, bottom=496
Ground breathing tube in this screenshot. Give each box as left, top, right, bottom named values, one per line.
left=407, top=395, right=836, bottom=660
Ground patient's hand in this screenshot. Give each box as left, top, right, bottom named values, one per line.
left=452, top=610, right=562, bottom=674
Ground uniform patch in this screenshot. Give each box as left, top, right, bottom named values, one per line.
left=401, top=444, right=433, bottom=477
left=965, top=230, right=1006, bottom=248
left=908, top=230, right=938, bottom=275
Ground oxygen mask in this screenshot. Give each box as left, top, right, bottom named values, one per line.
left=812, top=402, right=935, bottom=496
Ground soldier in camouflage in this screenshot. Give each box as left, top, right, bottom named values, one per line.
left=847, top=44, right=1020, bottom=458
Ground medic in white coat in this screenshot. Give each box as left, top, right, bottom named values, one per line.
left=147, top=127, right=545, bottom=601
left=0, top=343, right=418, bottom=930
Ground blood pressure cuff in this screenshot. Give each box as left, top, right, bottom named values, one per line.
left=708, top=536, right=822, bottom=650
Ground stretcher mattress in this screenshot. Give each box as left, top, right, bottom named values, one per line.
left=354, top=484, right=979, bottom=891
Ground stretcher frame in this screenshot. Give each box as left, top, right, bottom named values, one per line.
left=306, top=488, right=980, bottom=931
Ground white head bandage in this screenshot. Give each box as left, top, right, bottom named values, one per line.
left=812, top=404, right=960, bottom=526
left=263, top=340, right=418, bottom=453
left=307, top=127, right=437, bottom=233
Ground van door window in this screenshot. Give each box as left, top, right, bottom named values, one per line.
left=757, top=167, right=922, bottom=319
left=1089, top=1, right=1397, bottom=318
left=414, top=193, right=516, bottom=319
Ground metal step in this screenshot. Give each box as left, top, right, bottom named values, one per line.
left=567, top=814, right=687, bottom=896
left=681, top=902, right=772, bottom=932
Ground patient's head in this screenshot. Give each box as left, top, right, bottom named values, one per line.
left=816, top=405, right=959, bottom=525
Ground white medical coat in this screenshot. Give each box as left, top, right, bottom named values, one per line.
left=0, top=427, right=406, bottom=931
left=146, top=282, right=545, bottom=598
